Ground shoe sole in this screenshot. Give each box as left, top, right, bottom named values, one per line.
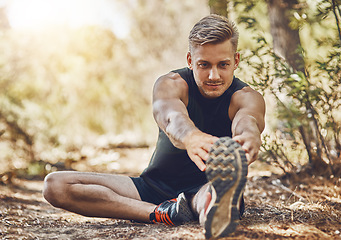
left=204, top=137, right=248, bottom=239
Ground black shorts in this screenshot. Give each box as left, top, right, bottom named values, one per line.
left=131, top=176, right=245, bottom=217
left=130, top=177, right=202, bottom=205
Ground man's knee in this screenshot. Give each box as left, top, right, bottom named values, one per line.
left=43, top=171, right=68, bottom=208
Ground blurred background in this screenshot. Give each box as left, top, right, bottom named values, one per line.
left=0, top=0, right=340, bottom=181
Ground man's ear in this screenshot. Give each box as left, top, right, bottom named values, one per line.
left=234, top=52, right=240, bottom=70
left=187, top=52, right=193, bottom=70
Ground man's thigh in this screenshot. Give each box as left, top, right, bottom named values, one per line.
left=46, top=171, right=141, bottom=201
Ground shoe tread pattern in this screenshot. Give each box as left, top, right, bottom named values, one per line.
left=205, top=137, right=248, bottom=239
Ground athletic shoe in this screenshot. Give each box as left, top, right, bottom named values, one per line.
left=149, top=192, right=195, bottom=226
left=204, top=137, right=248, bottom=239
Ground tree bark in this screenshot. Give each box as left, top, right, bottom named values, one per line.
left=267, top=0, right=305, bottom=73
left=209, top=0, right=228, bottom=16
left=267, top=0, right=333, bottom=172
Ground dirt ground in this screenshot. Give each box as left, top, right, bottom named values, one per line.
left=1, top=148, right=341, bottom=240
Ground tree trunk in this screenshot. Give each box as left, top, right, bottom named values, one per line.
left=267, top=0, right=305, bottom=73
left=267, top=0, right=331, bottom=172
left=209, top=0, right=228, bottom=16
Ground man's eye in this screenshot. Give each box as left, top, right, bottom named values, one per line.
left=198, top=63, right=208, bottom=68
left=220, top=63, right=229, bottom=68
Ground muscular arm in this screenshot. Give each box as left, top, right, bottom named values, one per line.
left=229, top=87, right=266, bottom=165
left=153, top=72, right=218, bottom=171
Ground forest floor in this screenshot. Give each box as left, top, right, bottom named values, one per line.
left=1, top=148, right=341, bottom=240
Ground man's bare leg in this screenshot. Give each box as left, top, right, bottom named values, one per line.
left=43, top=171, right=156, bottom=222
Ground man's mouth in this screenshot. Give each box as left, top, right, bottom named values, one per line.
left=205, top=82, right=223, bottom=86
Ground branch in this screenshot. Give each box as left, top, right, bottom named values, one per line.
left=271, top=179, right=308, bottom=203
left=332, top=0, right=341, bottom=44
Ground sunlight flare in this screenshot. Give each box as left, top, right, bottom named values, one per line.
left=7, top=0, right=131, bottom=38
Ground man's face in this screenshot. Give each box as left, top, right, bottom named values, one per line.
left=187, top=39, right=240, bottom=99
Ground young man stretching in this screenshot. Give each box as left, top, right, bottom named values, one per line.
left=43, top=14, right=265, bottom=239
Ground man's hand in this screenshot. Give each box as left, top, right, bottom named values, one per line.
left=153, top=72, right=219, bottom=171
left=233, top=130, right=261, bottom=165
left=229, top=87, right=265, bottom=165
left=183, top=130, right=219, bottom=171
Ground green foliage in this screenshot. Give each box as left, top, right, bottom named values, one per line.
left=0, top=27, right=152, bottom=175
left=0, top=0, right=208, bottom=177
left=237, top=1, right=341, bottom=175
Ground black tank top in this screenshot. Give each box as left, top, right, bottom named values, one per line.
left=140, top=67, right=248, bottom=198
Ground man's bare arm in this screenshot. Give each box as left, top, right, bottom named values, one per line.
left=229, top=87, right=266, bottom=164
left=153, top=72, right=218, bottom=171
left=153, top=73, right=194, bottom=149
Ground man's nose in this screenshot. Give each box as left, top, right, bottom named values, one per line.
left=209, top=67, right=220, bottom=80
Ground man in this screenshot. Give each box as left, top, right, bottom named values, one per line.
left=43, top=14, right=265, bottom=239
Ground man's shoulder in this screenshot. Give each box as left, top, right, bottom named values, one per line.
left=157, top=68, right=191, bottom=88
left=154, top=70, right=189, bottom=99
left=171, top=67, right=192, bottom=75
left=231, top=85, right=264, bottom=106
left=230, top=78, right=264, bottom=104
left=231, top=77, right=248, bottom=90
left=157, top=71, right=188, bottom=84
left=170, top=68, right=194, bottom=83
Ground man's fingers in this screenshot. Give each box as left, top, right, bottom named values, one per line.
left=192, top=155, right=206, bottom=171
left=197, top=147, right=210, bottom=161
left=232, top=135, right=243, bottom=144
left=245, top=153, right=251, bottom=164
left=242, top=145, right=249, bottom=154
left=186, top=133, right=220, bottom=171
left=248, top=150, right=259, bottom=164
left=202, top=136, right=219, bottom=152
left=202, top=143, right=213, bottom=152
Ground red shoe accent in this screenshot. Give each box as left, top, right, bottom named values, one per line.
left=149, top=194, right=194, bottom=226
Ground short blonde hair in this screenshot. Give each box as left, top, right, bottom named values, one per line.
left=189, top=14, right=239, bottom=53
